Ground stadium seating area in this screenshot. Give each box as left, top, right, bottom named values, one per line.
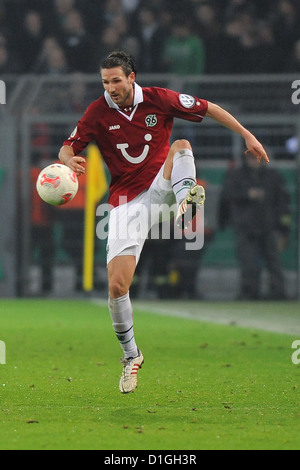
left=1, top=0, right=300, bottom=75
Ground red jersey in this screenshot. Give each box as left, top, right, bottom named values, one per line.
left=63, top=84, right=208, bottom=207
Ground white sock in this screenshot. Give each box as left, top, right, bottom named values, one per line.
left=171, top=149, right=196, bottom=204
left=108, top=293, right=138, bottom=359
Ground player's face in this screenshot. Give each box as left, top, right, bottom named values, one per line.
left=101, top=67, right=135, bottom=108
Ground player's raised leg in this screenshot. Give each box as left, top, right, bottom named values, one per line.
left=107, top=255, right=144, bottom=393
left=164, top=140, right=205, bottom=229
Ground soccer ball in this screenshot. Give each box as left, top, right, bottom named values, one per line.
left=36, top=163, right=78, bottom=206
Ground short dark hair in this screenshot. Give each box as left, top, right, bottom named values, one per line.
left=101, top=51, right=137, bottom=76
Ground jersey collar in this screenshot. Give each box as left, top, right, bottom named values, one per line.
left=104, top=82, right=143, bottom=110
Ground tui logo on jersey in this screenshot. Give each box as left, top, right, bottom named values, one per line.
left=179, top=94, right=195, bottom=108
left=117, top=134, right=152, bottom=164
left=145, top=114, right=157, bottom=127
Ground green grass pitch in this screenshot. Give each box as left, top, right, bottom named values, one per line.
left=0, top=298, right=299, bottom=450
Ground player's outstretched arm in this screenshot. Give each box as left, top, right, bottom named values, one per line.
left=206, top=101, right=269, bottom=163
left=58, top=145, right=86, bottom=175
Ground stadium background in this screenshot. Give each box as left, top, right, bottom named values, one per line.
left=0, top=0, right=300, bottom=299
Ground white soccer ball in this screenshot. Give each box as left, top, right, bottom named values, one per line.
left=36, top=163, right=78, bottom=206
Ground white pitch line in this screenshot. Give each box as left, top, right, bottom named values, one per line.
left=91, top=298, right=300, bottom=336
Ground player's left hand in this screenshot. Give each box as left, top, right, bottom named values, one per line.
left=245, top=134, right=269, bottom=163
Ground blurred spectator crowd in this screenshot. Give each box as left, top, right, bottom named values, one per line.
left=1, top=0, right=300, bottom=76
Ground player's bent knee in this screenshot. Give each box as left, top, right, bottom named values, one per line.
left=164, top=139, right=194, bottom=180
left=171, top=139, right=192, bottom=152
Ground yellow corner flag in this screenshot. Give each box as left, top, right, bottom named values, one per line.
left=83, top=144, right=108, bottom=291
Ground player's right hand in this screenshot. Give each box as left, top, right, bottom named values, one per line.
left=67, top=156, right=86, bottom=176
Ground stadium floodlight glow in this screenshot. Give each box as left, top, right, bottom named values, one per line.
left=0, top=80, right=5, bottom=104
left=0, top=340, right=6, bottom=364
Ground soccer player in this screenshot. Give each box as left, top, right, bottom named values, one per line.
left=59, top=51, right=269, bottom=394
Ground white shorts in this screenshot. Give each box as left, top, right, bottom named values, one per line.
left=106, top=164, right=175, bottom=265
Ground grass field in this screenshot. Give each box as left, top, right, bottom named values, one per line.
left=0, top=298, right=299, bottom=450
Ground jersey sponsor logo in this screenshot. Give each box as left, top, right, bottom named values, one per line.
left=117, top=134, right=152, bottom=164
left=179, top=94, right=196, bottom=108
left=145, top=114, right=157, bottom=127
left=109, top=125, right=121, bottom=130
